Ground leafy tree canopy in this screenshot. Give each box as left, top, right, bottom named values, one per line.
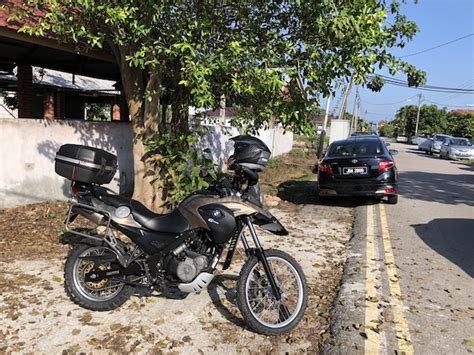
left=15, top=0, right=426, bottom=134
left=390, top=105, right=473, bottom=139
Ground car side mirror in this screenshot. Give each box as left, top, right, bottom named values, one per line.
left=385, top=142, right=391, bottom=147
left=389, top=149, right=399, bottom=156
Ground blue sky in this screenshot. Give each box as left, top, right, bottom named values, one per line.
left=330, top=0, right=474, bottom=123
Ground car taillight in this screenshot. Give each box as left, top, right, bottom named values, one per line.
left=378, top=160, right=394, bottom=173
left=319, top=163, right=332, bottom=174
left=385, top=186, right=395, bottom=193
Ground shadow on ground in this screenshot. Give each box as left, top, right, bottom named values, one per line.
left=412, top=218, right=474, bottom=277
left=207, top=274, right=247, bottom=328
left=276, top=180, right=379, bottom=207
left=398, top=171, right=474, bottom=206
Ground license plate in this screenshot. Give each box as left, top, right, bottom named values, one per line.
left=343, top=167, right=367, bottom=175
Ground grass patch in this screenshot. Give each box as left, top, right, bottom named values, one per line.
left=260, top=148, right=318, bottom=195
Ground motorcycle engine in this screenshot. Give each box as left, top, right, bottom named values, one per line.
left=167, top=246, right=208, bottom=283
left=175, top=255, right=208, bottom=282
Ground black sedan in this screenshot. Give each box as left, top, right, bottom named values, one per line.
left=316, top=136, right=399, bottom=204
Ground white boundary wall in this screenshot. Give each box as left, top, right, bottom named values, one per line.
left=0, top=118, right=134, bottom=208
left=0, top=118, right=293, bottom=208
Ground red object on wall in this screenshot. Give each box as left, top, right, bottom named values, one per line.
left=43, top=91, right=54, bottom=120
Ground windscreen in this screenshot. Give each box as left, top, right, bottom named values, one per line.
left=328, top=140, right=384, bottom=158
left=451, top=138, right=471, bottom=146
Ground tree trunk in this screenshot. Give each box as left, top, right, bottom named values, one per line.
left=119, top=49, right=166, bottom=212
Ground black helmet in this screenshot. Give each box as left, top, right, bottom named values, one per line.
left=228, top=135, right=271, bottom=171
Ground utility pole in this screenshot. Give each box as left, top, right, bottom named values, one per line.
left=414, top=93, right=423, bottom=136
left=322, top=95, right=331, bottom=132
left=338, top=74, right=354, bottom=120
left=350, top=86, right=360, bottom=133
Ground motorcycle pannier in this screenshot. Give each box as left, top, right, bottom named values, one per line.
left=55, top=144, right=117, bottom=184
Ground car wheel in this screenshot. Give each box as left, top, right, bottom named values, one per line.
left=439, top=152, right=443, bottom=159
left=386, top=195, right=398, bottom=204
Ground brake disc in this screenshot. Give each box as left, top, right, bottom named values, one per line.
left=83, top=262, right=108, bottom=289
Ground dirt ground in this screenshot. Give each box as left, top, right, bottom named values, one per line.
left=0, top=189, right=353, bottom=354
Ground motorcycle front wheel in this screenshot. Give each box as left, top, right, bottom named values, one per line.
left=64, top=243, right=134, bottom=311
left=236, top=249, right=308, bottom=335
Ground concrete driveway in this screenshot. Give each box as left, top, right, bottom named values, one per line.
left=326, top=143, right=474, bottom=354
left=0, top=198, right=353, bottom=354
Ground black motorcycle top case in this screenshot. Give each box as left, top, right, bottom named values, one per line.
left=55, top=144, right=117, bottom=184
left=198, top=204, right=237, bottom=244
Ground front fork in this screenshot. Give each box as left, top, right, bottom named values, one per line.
left=242, top=216, right=282, bottom=302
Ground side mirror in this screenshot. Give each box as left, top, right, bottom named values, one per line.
left=385, top=142, right=391, bottom=147
left=389, top=149, right=399, bottom=156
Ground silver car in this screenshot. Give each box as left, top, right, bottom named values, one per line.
left=431, top=134, right=452, bottom=154
left=439, top=137, right=474, bottom=160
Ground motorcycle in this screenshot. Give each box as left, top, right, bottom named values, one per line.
left=55, top=135, right=308, bottom=335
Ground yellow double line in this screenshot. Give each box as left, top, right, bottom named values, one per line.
left=364, top=204, right=414, bottom=355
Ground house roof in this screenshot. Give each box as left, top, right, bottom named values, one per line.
left=0, top=66, right=118, bottom=96
left=450, top=109, right=474, bottom=115
left=0, top=1, right=119, bottom=80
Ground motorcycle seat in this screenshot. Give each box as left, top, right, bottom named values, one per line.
left=130, top=200, right=189, bottom=234
left=92, top=187, right=189, bottom=234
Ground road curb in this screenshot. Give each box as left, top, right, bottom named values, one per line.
left=323, top=205, right=367, bottom=355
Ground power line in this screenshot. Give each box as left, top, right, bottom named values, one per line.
left=376, top=74, right=474, bottom=93
left=361, top=95, right=418, bottom=106
left=424, top=99, right=472, bottom=108
left=399, top=33, right=474, bottom=58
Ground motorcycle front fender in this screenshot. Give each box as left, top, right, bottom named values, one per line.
left=251, top=211, right=289, bottom=236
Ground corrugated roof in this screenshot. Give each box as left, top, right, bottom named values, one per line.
left=0, top=66, right=118, bottom=93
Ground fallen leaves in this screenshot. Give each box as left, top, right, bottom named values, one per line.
left=463, top=340, right=474, bottom=347
left=79, top=313, right=93, bottom=324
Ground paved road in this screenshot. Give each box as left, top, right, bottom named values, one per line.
left=326, top=142, right=474, bottom=355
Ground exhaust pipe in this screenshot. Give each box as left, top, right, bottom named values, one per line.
left=72, top=206, right=106, bottom=225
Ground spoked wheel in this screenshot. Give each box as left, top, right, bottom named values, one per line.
left=236, top=249, right=308, bottom=335
left=64, top=243, right=133, bottom=311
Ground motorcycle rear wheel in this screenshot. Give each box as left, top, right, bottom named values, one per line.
left=64, top=243, right=134, bottom=311
left=236, top=249, right=308, bottom=335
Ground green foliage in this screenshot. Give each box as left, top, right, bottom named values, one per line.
left=446, top=112, right=474, bottom=138
left=390, top=105, right=473, bottom=138
left=85, top=103, right=110, bottom=121
left=144, top=128, right=217, bottom=206
left=379, top=122, right=396, bottom=138
left=13, top=0, right=426, bottom=135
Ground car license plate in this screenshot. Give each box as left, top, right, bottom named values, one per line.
left=343, top=167, right=367, bottom=175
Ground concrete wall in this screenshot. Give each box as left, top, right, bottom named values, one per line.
left=0, top=118, right=293, bottom=208
left=197, top=124, right=294, bottom=171
left=329, top=119, right=351, bottom=144
left=0, top=118, right=134, bottom=208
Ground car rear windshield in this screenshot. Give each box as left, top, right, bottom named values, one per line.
left=451, top=138, right=471, bottom=146
left=328, top=140, right=385, bottom=158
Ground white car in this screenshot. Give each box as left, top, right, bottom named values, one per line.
left=431, top=134, right=452, bottom=154
left=439, top=137, right=474, bottom=160
left=411, top=136, right=428, bottom=146
left=396, top=135, right=408, bottom=143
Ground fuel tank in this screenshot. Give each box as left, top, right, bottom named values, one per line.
left=178, top=191, right=265, bottom=230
